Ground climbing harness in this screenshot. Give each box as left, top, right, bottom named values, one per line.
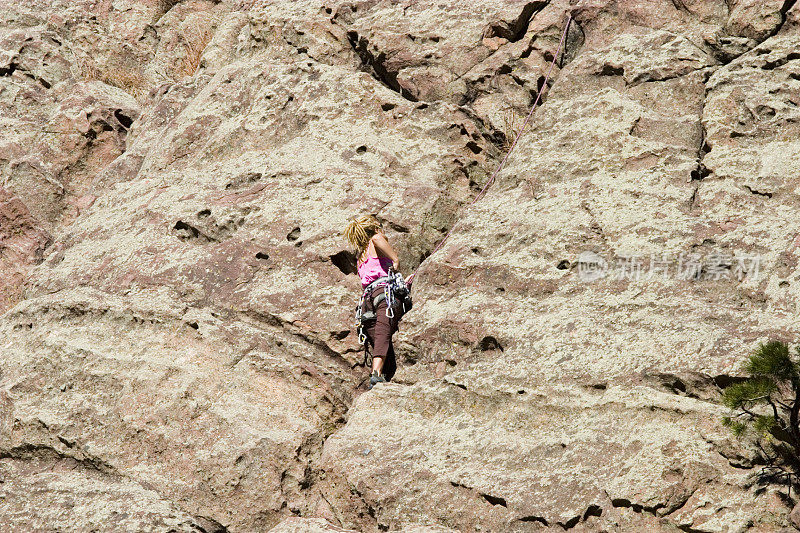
left=354, top=277, right=385, bottom=345
left=408, top=12, right=573, bottom=281
left=354, top=270, right=412, bottom=373
left=354, top=270, right=412, bottom=347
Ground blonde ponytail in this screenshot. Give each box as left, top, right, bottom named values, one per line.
left=343, top=215, right=382, bottom=261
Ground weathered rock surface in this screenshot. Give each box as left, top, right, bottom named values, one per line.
left=1, top=0, right=800, bottom=531
left=267, top=517, right=457, bottom=533
left=0, top=448, right=209, bottom=533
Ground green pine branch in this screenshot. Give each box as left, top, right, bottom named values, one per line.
left=721, top=340, right=800, bottom=492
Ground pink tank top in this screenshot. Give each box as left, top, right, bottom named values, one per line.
left=357, top=254, right=393, bottom=288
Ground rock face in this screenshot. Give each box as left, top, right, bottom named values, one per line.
left=1, top=0, right=799, bottom=531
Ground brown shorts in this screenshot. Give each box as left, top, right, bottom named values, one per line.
left=362, top=285, right=400, bottom=380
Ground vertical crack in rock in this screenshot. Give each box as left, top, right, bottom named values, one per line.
left=316, top=488, right=348, bottom=528
left=560, top=17, right=585, bottom=67
left=345, top=30, right=418, bottom=102
left=764, top=0, right=799, bottom=42
left=414, top=57, right=570, bottom=274
left=689, top=83, right=711, bottom=212
left=345, top=482, right=382, bottom=528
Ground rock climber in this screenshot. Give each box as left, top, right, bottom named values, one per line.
left=344, top=215, right=412, bottom=390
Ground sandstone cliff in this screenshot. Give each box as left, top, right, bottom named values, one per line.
left=1, top=0, right=799, bottom=531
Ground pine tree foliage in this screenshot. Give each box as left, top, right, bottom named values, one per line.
left=721, top=340, right=800, bottom=491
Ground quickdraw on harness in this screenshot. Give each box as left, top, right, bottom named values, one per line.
left=354, top=270, right=412, bottom=347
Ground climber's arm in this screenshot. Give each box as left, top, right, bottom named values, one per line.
left=372, top=232, right=400, bottom=270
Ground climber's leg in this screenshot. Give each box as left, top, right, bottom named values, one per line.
left=382, top=337, right=397, bottom=382
left=367, top=287, right=395, bottom=377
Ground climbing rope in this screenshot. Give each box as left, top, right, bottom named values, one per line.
left=409, top=13, right=573, bottom=283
